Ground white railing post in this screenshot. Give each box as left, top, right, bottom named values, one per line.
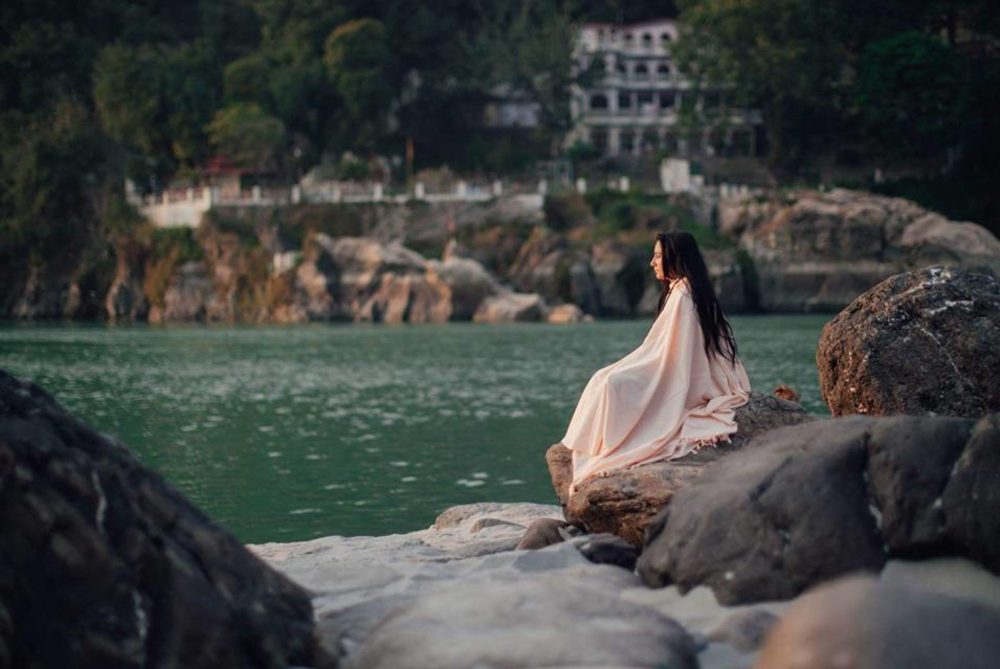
left=415, top=181, right=425, bottom=199
left=373, top=183, right=383, bottom=201
left=575, top=177, right=587, bottom=194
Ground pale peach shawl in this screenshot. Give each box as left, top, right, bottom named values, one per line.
left=561, top=276, right=751, bottom=494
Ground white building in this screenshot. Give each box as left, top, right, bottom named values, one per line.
left=566, top=18, right=763, bottom=159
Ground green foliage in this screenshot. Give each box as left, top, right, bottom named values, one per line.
left=224, top=53, right=273, bottom=105
left=463, top=0, right=585, bottom=154
left=282, top=204, right=365, bottom=247
left=323, top=18, right=395, bottom=152
left=336, top=154, right=371, bottom=180
left=94, top=41, right=220, bottom=168
left=566, top=140, right=601, bottom=166
left=150, top=227, right=203, bottom=264
left=93, top=44, right=165, bottom=155
left=856, top=32, right=968, bottom=162
left=206, top=103, right=286, bottom=170
left=0, top=99, right=105, bottom=253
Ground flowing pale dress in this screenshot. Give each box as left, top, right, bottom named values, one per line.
left=560, top=276, right=751, bottom=494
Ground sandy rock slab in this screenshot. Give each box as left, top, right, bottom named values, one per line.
left=546, top=392, right=815, bottom=546
left=250, top=503, right=706, bottom=668
left=817, top=265, right=1000, bottom=418
left=638, top=412, right=1000, bottom=605
left=251, top=500, right=1000, bottom=669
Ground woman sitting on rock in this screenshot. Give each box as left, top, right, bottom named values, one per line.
left=560, top=231, right=752, bottom=494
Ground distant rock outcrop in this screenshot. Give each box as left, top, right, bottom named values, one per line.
left=296, top=234, right=452, bottom=324
left=720, top=188, right=1000, bottom=312
left=817, top=266, right=1000, bottom=417
left=0, top=370, right=319, bottom=668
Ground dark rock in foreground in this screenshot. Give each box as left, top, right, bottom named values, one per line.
left=546, top=392, right=814, bottom=546
left=817, top=265, right=1000, bottom=418
left=637, top=413, right=1000, bottom=605
left=756, top=574, right=1000, bottom=669
left=0, top=370, right=319, bottom=668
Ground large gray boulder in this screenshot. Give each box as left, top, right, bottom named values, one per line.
left=0, top=370, right=319, bottom=668
left=817, top=265, right=1000, bottom=418
left=295, top=234, right=452, bottom=323
left=427, top=255, right=503, bottom=320
left=637, top=413, right=1000, bottom=605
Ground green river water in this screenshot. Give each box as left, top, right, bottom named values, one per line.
left=0, top=315, right=831, bottom=543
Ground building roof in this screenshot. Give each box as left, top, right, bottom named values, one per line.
left=580, top=18, right=678, bottom=30
left=200, top=155, right=258, bottom=176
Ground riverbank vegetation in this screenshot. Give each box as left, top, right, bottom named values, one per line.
left=1, top=0, right=998, bottom=311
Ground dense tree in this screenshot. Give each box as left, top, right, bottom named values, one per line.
left=206, top=102, right=286, bottom=170
left=323, top=18, right=395, bottom=152
left=856, top=32, right=968, bottom=163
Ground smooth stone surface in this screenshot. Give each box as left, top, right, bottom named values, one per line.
left=344, top=574, right=699, bottom=669
left=755, top=572, right=1000, bottom=669
left=817, top=265, right=1000, bottom=417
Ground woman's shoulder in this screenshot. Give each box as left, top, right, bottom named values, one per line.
left=669, top=277, right=692, bottom=297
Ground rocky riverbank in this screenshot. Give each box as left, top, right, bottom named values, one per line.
left=3, top=188, right=998, bottom=323
left=248, top=502, right=1000, bottom=669
left=2, top=264, right=999, bottom=667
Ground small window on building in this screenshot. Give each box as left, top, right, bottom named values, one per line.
left=591, top=128, right=608, bottom=153
left=663, top=132, right=679, bottom=154
left=659, top=93, right=675, bottom=109
left=590, top=94, right=609, bottom=110
left=641, top=129, right=660, bottom=150
left=637, top=91, right=654, bottom=106
left=616, top=63, right=627, bottom=76
left=621, top=130, right=635, bottom=153
left=642, top=33, right=653, bottom=47
left=661, top=32, right=672, bottom=42
left=634, top=63, right=649, bottom=79
left=704, top=93, right=721, bottom=110
left=617, top=92, right=632, bottom=109
left=657, top=63, right=671, bottom=79
left=624, top=32, right=633, bottom=43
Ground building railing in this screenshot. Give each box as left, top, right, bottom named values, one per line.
left=132, top=179, right=553, bottom=228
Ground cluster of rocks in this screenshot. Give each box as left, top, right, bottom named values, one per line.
left=9, top=187, right=1000, bottom=323
left=115, top=226, right=586, bottom=326
left=719, top=188, right=1000, bottom=312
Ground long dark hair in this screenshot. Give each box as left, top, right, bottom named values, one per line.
left=654, top=231, right=739, bottom=366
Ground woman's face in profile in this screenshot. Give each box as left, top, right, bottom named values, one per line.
left=650, top=240, right=665, bottom=282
